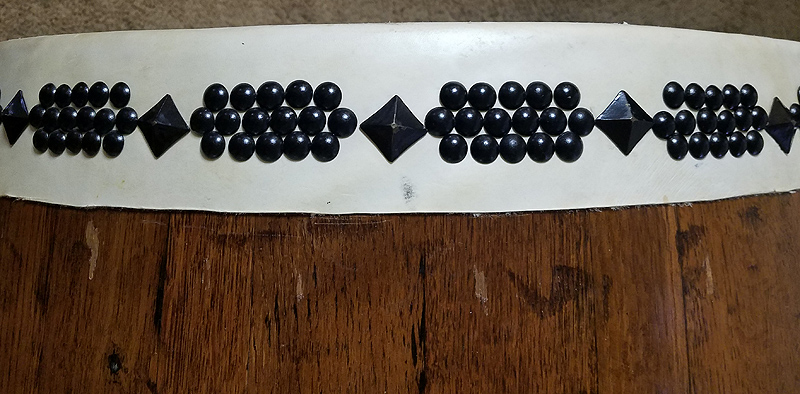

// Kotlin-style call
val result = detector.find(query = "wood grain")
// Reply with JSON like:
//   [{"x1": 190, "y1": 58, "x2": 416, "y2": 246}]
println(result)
[{"x1": 1, "y1": 195, "x2": 799, "y2": 393}]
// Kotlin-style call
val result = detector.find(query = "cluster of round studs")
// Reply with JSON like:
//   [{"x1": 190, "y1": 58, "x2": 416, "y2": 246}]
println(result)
[
  {"x1": 30, "y1": 81, "x2": 134, "y2": 157},
  {"x1": 427, "y1": 81, "x2": 592, "y2": 164},
  {"x1": 192, "y1": 81, "x2": 356, "y2": 162},
  {"x1": 658, "y1": 82, "x2": 764, "y2": 160}
]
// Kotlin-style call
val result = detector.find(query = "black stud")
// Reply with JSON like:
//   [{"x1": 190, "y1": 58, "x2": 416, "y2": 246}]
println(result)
[
  {"x1": 733, "y1": 107, "x2": 753, "y2": 131},
  {"x1": 716, "y1": 109, "x2": 735, "y2": 135},
  {"x1": 439, "y1": 81, "x2": 468, "y2": 110},
  {"x1": 242, "y1": 108, "x2": 270, "y2": 136},
  {"x1": 110, "y1": 82, "x2": 131, "y2": 108},
  {"x1": 327, "y1": 108, "x2": 357, "y2": 138},
  {"x1": 675, "y1": 110, "x2": 696, "y2": 136},
  {"x1": 425, "y1": 107, "x2": 454, "y2": 137},
  {"x1": 568, "y1": 108, "x2": 594, "y2": 136},
  {"x1": 39, "y1": 83, "x2": 56, "y2": 107},
  {"x1": 76, "y1": 107, "x2": 96, "y2": 132},
  {"x1": 2, "y1": 91, "x2": 29, "y2": 146},
  {"x1": 688, "y1": 132, "x2": 710, "y2": 159},
  {"x1": 728, "y1": 131, "x2": 747, "y2": 157},
  {"x1": 82, "y1": 131, "x2": 101, "y2": 157},
  {"x1": 116, "y1": 107, "x2": 138, "y2": 135},
  {"x1": 709, "y1": 132, "x2": 728, "y2": 158},
  {"x1": 215, "y1": 108, "x2": 241, "y2": 136},
  {"x1": 360, "y1": 96, "x2": 426, "y2": 162},
  {"x1": 256, "y1": 81, "x2": 285, "y2": 110},
  {"x1": 200, "y1": 131, "x2": 225, "y2": 159},
  {"x1": 527, "y1": 132, "x2": 554, "y2": 163},
  {"x1": 270, "y1": 106, "x2": 297, "y2": 136},
  {"x1": 652, "y1": 111, "x2": 675, "y2": 139},
  {"x1": 483, "y1": 108, "x2": 511, "y2": 138},
  {"x1": 525, "y1": 81, "x2": 552, "y2": 110},
  {"x1": 228, "y1": 132, "x2": 255, "y2": 161},
  {"x1": 283, "y1": 131, "x2": 311, "y2": 161},
  {"x1": 511, "y1": 107, "x2": 538, "y2": 136},
  {"x1": 684, "y1": 83, "x2": 705, "y2": 110},
  {"x1": 310, "y1": 132, "x2": 340, "y2": 162},
  {"x1": 71, "y1": 82, "x2": 89, "y2": 107},
  {"x1": 666, "y1": 133, "x2": 688, "y2": 160},
  {"x1": 555, "y1": 131, "x2": 583, "y2": 162},
  {"x1": 29, "y1": 104, "x2": 46, "y2": 129},
  {"x1": 203, "y1": 83, "x2": 228, "y2": 112},
  {"x1": 739, "y1": 84, "x2": 758, "y2": 108},
  {"x1": 765, "y1": 97, "x2": 796, "y2": 154},
  {"x1": 43, "y1": 107, "x2": 60, "y2": 132},
  {"x1": 54, "y1": 84, "x2": 72, "y2": 108},
  {"x1": 230, "y1": 83, "x2": 256, "y2": 111},
  {"x1": 722, "y1": 84, "x2": 740, "y2": 109},
  {"x1": 58, "y1": 107, "x2": 78, "y2": 130},
  {"x1": 88, "y1": 81, "x2": 109, "y2": 108},
  {"x1": 297, "y1": 106, "x2": 326, "y2": 136},
  {"x1": 751, "y1": 106, "x2": 768, "y2": 130},
  {"x1": 467, "y1": 82, "x2": 497, "y2": 111},
  {"x1": 285, "y1": 80, "x2": 313, "y2": 109},
  {"x1": 539, "y1": 107, "x2": 567, "y2": 136},
  {"x1": 662, "y1": 81, "x2": 684, "y2": 109},
  {"x1": 704, "y1": 85, "x2": 722, "y2": 111},
  {"x1": 595, "y1": 91, "x2": 653, "y2": 155},
  {"x1": 313, "y1": 82, "x2": 342, "y2": 111},
  {"x1": 255, "y1": 132, "x2": 283, "y2": 162},
  {"x1": 94, "y1": 108, "x2": 116, "y2": 135},
  {"x1": 439, "y1": 134, "x2": 468, "y2": 163},
  {"x1": 48, "y1": 130, "x2": 66, "y2": 155},
  {"x1": 102, "y1": 131, "x2": 124, "y2": 157},
  {"x1": 190, "y1": 107, "x2": 215, "y2": 135},
  {"x1": 746, "y1": 131, "x2": 764, "y2": 156},
  {"x1": 65, "y1": 130, "x2": 82, "y2": 154},
  {"x1": 790, "y1": 104, "x2": 800, "y2": 123},
  {"x1": 498, "y1": 81, "x2": 526, "y2": 110},
  {"x1": 470, "y1": 135, "x2": 499, "y2": 164},
  {"x1": 32, "y1": 129, "x2": 49, "y2": 153},
  {"x1": 696, "y1": 108, "x2": 717, "y2": 134},
  {"x1": 454, "y1": 107, "x2": 483, "y2": 137},
  {"x1": 553, "y1": 82, "x2": 580, "y2": 110},
  {"x1": 137, "y1": 94, "x2": 191, "y2": 158},
  {"x1": 499, "y1": 134, "x2": 526, "y2": 163}
]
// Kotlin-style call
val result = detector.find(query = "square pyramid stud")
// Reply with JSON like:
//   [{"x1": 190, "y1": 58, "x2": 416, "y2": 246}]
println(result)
[
  {"x1": 2, "y1": 90, "x2": 29, "y2": 146},
  {"x1": 360, "y1": 95, "x2": 427, "y2": 162},
  {"x1": 765, "y1": 97, "x2": 796, "y2": 154},
  {"x1": 595, "y1": 91, "x2": 653, "y2": 155},
  {"x1": 137, "y1": 94, "x2": 190, "y2": 158}
]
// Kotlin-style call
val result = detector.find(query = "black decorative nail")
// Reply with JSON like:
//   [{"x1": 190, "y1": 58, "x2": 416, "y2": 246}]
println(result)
[
  {"x1": 553, "y1": 82, "x2": 580, "y2": 110},
  {"x1": 200, "y1": 131, "x2": 225, "y2": 159},
  {"x1": 94, "y1": 108, "x2": 116, "y2": 135},
  {"x1": 595, "y1": 91, "x2": 653, "y2": 155},
  {"x1": 539, "y1": 107, "x2": 567, "y2": 136},
  {"x1": 688, "y1": 132, "x2": 709, "y2": 159},
  {"x1": 242, "y1": 108, "x2": 270, "y2": 136},
  {"x1": 54, "y1": 84, "x2": 71, "y2": 108},
  {"x1": 470, "y1": 134, "x2": 499, "y2": 164},
  {"x1": 228, "y1": 132, "x2": 255, "y2": 161},
  {"x1": 256, "y1": 81, "x2": 285, "y2": 110},
  {"x1": 696, "y1": 108, "x2": 717, "y2": 134},
  {"x1": 102, "y1": 131, "x2": 124, "y2": 157},
  {"x1": 58, "y1": 107, "x2": 78, "y2": 130},
  {"x1": 709, "y1": 132, "x2": 728, "y2": 158},
  {"x1": 483, "y1": 108, "x2": 511, "y2": 138},
  {"x1": 439, "y1": 134, "x2": 468, "y2": 163},
  {"x1": 652, "y1": 111, "x2": 675, "y2": 139},
  {"x1": 283, "y1": 131, "x2": 311, "y2": 161},
  {"x1": 203, "y1": 83, "x2": 229, "y2": 112},
  {"x1": 43, "y1": 107, "x2": 60, "y2": 132},
  {"x1": 2, "y1": 90, "x2": 29, "y2": 146},
  {"x1": 110, "y1": 82, "x2": 131, "y2": 108},
  {"x1": 32, "y1": 129, "x2": 48, "y2": 152},
  {"x1": 663, "y1": 81, "x2": 684, "y2": 109},
  {"x1": 76, "y1": 107, "x2": 96, "y2": 132},
  {"x1": 675, "y1": 110, "x2": 695, "y2": 136},
  {"x1": 789, "y1": 104, "x2": 800, "y2": 123},
  {"x1": 88, "y1": 81, "x2": 109, "y2": 108},
  {"x1": 285, "y1": 80, "x2": 313, "y2": 109},
  {"x1": 739, "y1": 84, "x2": 758, "y2": 108},
  {"x1": 511, "y1": 107, "x2": 538, "y2": 136},
  {"x1": 82, "y1": 131, "x2": 101, "y2": 156},
  {"x1": 327, "y1": 108, "x2": 357, "y2": 138},
  {"x1": 666, "y1": 133, "x2": 688, "y2": 160},
  {"x1": 65, "y1": 130, "x2": 82, "y2": 154},
  {"x1": 359, "y1": 96, "x2": 426, "y2": 162},
  {"x1": 310, "y1": 132, "x2": 340, "y2": 162},
  {"x1": 297, "y1": 106, "x2": 326, "y2": 136},
  {"x1": 190, "y1": 107, "x2": 215, "y2": 135},
  {"x1": 29, "y1": 104, "x2": 46, "y2": 129},
  {"x1": 716, "y1": 109, "x2": 735, "y2": 135},
  {"x1": 425, "y1": 107, "x2": 454, "y2": 137},
  {"x1": 722, "y1": 84, "x2": 740, "y2": 109},
  {"x1": 39, "y1": 83, "x2": 56, "y2": 107},
  {"x1": 255, "y1": 132, "x2": 283, "y2": 162},
  {"x1": 568, "y1": 107, "x2": 594, "y2": 137},
  {"x1": 525, "y1": 81, "x2": 552, "y2": 110},
  {"x1": 728, "y1": 131, "x2": 747, "y2": 157},
  {"x1": 230, "y1": 83, "x2": 256, "y2": 111},
  {"x1": 498, "y1": 81, "x2": 526, "y2": 110},
  {"x1": 751, "y1": 106, "x2": 768, "y2": 130},
  {"x1": 116, "y1": 107, "x2": 138, "y2": 135},
  {"x1": 137, "y1": 94, "x2": 191, "y2": 158},
  {"x1": 439, "y1": 81, "x2": 468, "y2": 110},
  {"x1": 746, "y1": 131, "x2": 763, "y2": 156},
  {"x1": 704, "y1": 85, "x2": 722, "y2": 111},
  {"x1": 71, "y1": 82, "x2": 89, "y2": 107},
  {"x1": 554, "y1": 131, "x2": 583, "y2": 162},
  {"x1": 527, "y1": 132, "x2": 554, "y2": 163},
  {"x1": 684, "y1": 83, "x2": 705, "y2": 110},
  {"x1": 733, "y1": 106, "x2": 753, "y2": 131},
  {"x1": 313, "y1": 82, "x2": 342, "y2": 111},
  {"x1": 454, "y1": 107, "x2": 483, "y2": 137},
  {"x1": 48, "y1": 129, "x2": 66, "y2": 155},
  {"x1": 765, "y1": 97, "x2": 795, "y2": 154},
  {"x1": 270, "y1": 106, "x2": 297, "y2": 136},
  {"x1": 499, "y1": 134, "x2": 526, "y2": 163},
  {"x1": 467, "y1": 82, "x2": 497, "y2": 111},
  {"x1": 215, "y1": 108, "x2": 241, "y2": 136}
]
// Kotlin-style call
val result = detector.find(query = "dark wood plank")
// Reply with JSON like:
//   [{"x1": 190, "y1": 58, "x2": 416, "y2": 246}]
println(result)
[{"x1": 675, "y1": 194, "x2": 800, "y2": 394}]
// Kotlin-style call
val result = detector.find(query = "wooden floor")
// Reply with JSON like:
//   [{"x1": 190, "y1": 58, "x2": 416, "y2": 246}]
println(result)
[{"x1": 1, "y1": 194, "x2": 799, "y2": 393}]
